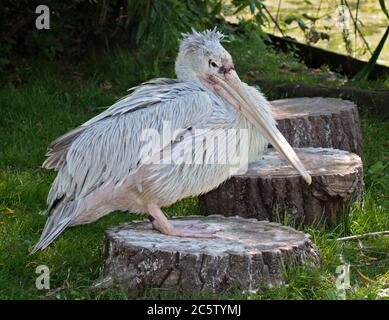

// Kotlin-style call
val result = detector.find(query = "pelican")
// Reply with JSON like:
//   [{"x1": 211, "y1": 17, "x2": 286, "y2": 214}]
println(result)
[{"x1": 32, "y1": 29, "x2": 311, "y2": 253}]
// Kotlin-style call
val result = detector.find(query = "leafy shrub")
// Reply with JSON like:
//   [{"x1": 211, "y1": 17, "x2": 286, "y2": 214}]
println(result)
[{"x1": 0, "y1": 0, "x2": 266, "y2": 79}]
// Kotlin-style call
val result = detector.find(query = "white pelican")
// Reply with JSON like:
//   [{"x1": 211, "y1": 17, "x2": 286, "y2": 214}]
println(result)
[{"x1": 32, "y1": 29, "x2": 311, "y2": 253}]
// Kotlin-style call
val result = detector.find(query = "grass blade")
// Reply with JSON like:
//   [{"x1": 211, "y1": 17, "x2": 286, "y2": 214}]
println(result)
[{"x1": 352, "y1": 25, "x2": 389, "y2": 81}]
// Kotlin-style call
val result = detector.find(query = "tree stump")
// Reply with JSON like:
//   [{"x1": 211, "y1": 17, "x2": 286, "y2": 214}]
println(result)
[
  {"x1": 271, "y1": 97, "x2": 363, "y2": 155},
  {"x1": 200, "y1": 148, "x2": 363, "y2": 226},
  {"x1": 96, "y1": 215, "x2": 321, "y2": 298}
]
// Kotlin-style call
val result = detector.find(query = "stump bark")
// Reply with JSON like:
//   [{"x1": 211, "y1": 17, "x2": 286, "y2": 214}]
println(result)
[
  {"x1": 200, "y1": 148, "x2": 363, "y2": 226},
  {"x1": 97, "y1": 215, "x2": 321, "y2": 298},
  {"x1": 271, "y1": 97, "x2": 363, "y2": 155}
]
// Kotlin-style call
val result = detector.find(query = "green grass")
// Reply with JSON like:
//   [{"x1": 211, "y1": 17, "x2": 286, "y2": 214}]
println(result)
[{"x1": 0, "y1": 42, "x2": 388, "y2": 300}]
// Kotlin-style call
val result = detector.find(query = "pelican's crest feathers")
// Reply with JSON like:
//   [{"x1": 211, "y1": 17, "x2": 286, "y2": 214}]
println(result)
[{"x1": 179, "y1": 28, "x2": 225, "y2": 54}]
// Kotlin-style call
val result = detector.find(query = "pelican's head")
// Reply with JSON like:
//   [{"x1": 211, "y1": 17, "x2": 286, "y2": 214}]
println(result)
[
  {"x1": 175, "y1": 28, "x2": 311, "y2": 184},
  {"x1": 175, "y1": 28, "x2": 234, "y2": 84}
]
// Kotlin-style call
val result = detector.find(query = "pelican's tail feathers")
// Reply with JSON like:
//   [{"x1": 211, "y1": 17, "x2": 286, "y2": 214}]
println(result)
[{"x1": 31, "y1": 200, "x2": 77, "y2": 254}]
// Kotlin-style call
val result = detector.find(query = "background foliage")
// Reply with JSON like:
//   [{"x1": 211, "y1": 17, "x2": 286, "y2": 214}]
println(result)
[{"x1": 0, "y1": 0, "x2": 266, "y2": 78}]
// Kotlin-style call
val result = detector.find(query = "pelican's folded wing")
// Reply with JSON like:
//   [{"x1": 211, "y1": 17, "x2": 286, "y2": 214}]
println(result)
[{"x1": 44, "y1": 79, "x2": 215, "y2": 209}]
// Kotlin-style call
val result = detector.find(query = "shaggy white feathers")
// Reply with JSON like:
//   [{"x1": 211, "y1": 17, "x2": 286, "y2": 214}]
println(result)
[
  {"x1": 33, "y1": 28, "x2": 273, "y2": 253},
  {"x1": 175, "y1": 29, "x2": 230, "y2": 83},
  {"x1": 179, "y1": 28, "x2": 225, "y2": 55},
  {"x1": 47, "y1": 82, "x2": 215, "y2": 209}
]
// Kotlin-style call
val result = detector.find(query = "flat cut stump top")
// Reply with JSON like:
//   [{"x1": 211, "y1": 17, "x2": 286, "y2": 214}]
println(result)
[
  {"x1": 98, "y1": 215, "x2": 320, "y2": 298},
  {"x1": 201, "y1": 148, "x2": 363, "y2": 225},
  {"x1": 247, "y1": 147, "x2": 361, "y2": 177},
  {"x1": 272, "y1": 97, "x2": 355, "y2": 119}
]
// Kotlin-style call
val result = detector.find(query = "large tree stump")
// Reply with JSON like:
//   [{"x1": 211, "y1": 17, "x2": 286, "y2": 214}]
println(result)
[
  {"x1": 200, "y1": 148, "x2": 363, "y2": 226},
  {"x1": 96, "y1": 215, "x2": 320, "y2": 298},
  {"x1": 271, "y1": 97, "x2": 363, "y2": 155}
]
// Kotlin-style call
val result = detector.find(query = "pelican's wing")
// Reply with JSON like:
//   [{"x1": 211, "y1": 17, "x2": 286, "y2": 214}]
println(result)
[
  {"x1": 45, "y1": 79, "x2": 215, "y2": 209},
  {"x1": 82, "y1": 78, "x2": 182, "y2": 125}
]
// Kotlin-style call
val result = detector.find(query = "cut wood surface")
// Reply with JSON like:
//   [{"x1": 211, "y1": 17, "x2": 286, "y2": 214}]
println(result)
[
  {"x1": 97, "y1": 215, "x2": 321, "y2": 298},
  {"x1": 200, "y1": 148, "x2": 363, "y2": 226},
  {"x1": 271, "y1": 97, "x2": 363, "y2": 155}
]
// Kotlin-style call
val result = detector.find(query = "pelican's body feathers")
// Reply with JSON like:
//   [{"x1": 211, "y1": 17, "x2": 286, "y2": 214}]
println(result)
[
  {"x1": 33, "y1": 79, "x2": 272, "y2": 252},
  {"x1": 32, "y1": 28, "x2": 305, "y2": 253}
]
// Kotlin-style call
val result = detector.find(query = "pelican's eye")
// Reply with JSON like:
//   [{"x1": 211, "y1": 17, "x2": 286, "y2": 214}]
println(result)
[{"x1": 209, "y1": 60, "x2": 218, "y2": 68}]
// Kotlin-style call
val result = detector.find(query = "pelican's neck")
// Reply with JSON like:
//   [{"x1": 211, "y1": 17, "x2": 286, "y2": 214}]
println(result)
[
  {"x1": 175, "y1": 68, "x2": 202, "y2": 85},
  {"x1": 175, "y1": 54, "x2": 203, "y2": 85}
]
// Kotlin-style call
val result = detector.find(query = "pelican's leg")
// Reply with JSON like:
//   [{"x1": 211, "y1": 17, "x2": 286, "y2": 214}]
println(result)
[{"x1": 147, "y1": 204, "x2": 217, "y2": 238}]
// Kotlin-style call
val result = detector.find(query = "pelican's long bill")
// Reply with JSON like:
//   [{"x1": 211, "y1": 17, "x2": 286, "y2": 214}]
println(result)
[{"x1": 208, "y1": 70, "x2": 312, "y2": 185}]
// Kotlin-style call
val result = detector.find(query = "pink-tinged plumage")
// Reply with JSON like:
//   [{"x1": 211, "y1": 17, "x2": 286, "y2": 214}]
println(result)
[{"x1": 32, "y1": 29, "x2": 309, "y2": 253}]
